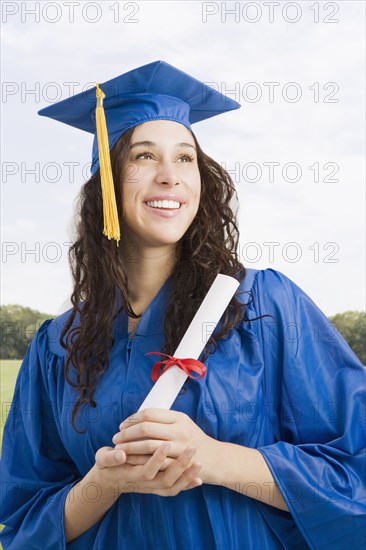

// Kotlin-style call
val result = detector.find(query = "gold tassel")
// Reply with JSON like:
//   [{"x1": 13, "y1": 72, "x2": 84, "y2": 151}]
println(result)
[{"x1": 95, "y1": 83, "x2": 120, "y2": 245}]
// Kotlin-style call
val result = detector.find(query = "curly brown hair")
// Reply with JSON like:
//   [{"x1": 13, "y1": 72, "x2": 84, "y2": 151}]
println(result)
[{"x1": 60, "y1": 127, "x2": 247, "y2": 431}]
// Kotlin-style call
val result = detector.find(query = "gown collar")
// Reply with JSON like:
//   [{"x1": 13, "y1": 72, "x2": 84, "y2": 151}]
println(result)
[{"x1": 115, "y1": 276, "x2": 171, "y2": 340}]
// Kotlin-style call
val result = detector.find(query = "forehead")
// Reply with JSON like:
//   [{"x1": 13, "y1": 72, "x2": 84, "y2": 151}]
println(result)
[{"x1": 132, "y1": 120, "x2": 194, "y2": 144}]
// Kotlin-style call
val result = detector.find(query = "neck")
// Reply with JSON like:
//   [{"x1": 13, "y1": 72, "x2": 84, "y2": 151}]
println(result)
[{"x1": 120, "y1": 240, "x2": 177, "y2": 308}]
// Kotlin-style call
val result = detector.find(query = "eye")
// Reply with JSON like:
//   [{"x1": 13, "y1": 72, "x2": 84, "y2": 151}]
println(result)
[
  {"x1": 135, "y1": 151, "x2": 154, "y2": 160},
  {"x1": 177, "y1": 153, "x2": 195, "y2": 163}
]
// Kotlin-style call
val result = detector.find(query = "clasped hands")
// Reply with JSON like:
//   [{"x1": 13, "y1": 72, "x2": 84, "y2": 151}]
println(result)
[{"x1": 95, "y1": 408, "x2": 217, "y2": 497}]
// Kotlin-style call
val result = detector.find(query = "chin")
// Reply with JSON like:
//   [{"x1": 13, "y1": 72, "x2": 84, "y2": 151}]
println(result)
[
  {"x1": 143, "y1": 228, "x2": 188, "y2": 246},
  {"x1": 147, "y1": 236, "x2": 183, "y2": 247}
]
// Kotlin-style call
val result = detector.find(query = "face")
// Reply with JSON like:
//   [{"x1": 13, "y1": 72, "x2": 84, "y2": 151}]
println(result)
[{"x1": 121, "y1": 120, "x2": 201, "y2": 250}]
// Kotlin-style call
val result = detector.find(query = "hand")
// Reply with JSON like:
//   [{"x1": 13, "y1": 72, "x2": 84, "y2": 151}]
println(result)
[
  {"x1": 112, "y1": 409, "x2": 218, "y2": 484},
  {"x1": 94, "y1": 443, "x2": 203, "y2": 497}
]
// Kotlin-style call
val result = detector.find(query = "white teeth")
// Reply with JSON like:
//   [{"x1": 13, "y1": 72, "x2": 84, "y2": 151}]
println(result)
[{"x1": 146, "y1": 200, "x2": 181, "y2": 209}]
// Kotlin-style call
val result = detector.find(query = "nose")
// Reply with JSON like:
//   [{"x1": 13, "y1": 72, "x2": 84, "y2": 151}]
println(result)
[{"x1": 155, "y1": 161, "x2": 180, "y2": 187}]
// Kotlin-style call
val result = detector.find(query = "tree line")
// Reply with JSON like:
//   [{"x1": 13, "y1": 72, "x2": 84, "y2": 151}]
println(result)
[{"x1": 0, "y1": 304, "x2": 365, "y2": 365}]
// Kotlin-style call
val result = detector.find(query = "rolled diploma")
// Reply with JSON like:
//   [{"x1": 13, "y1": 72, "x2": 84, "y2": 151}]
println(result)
[{"x1": 138, "y1": 273, "x2": 239, "y2": 411}]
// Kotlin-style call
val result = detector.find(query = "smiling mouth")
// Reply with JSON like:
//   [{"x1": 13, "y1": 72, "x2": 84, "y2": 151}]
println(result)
[{"x1": 145, "y1": 200, "x2": 182, "y2": 210}]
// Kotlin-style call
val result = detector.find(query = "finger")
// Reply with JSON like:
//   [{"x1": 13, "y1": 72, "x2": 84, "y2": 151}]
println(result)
[
  {"x1": 168, "y1": 464, "x2": 203, "y2": 493},
  {"x1": 125, "y1": 454, "x2": 174, "y2": 470},
  {"x1": 114, "y1": 440, "x2": 169, "y2": 456},
  {"x1": 119, "y1": 409, "x2": 184, "y2": 430},
  {"x1": 157, "y1": 458, "x2": 174, "y2": 471},
  {"x1": 141, "y1": 443, "x2": 172, "y2": 481},
  {"x1": 125, "y1": 454, "x2": 152, "y2": 466},
  {"x1": 159, "y1": 447, "x2": 198, "y2": 488},
  {"x1": 113, "y1": 422, "x2": 170, "y2": 445},
  {"x1": 155, "y1": 463, "x2": 202, "y2": 497},
  {"x1": 95, "y1": 446, "x2": 127, "y2": 469},
  {"x1": 183, "y1": 477, "x2": 203, "y2": 491}
]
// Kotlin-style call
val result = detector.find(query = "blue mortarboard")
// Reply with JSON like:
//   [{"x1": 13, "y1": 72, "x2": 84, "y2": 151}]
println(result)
[{"x1": 38, "y1": 60, "x2": 241, "y2": 244}]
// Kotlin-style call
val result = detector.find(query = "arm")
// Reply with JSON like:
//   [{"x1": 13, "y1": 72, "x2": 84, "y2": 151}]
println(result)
[
  {"x1": 204, "y1": 441, "x2": 288, "y2": 511},
  {"x1": 64, "y1": 463, "x2": 119, "y2": 544},
  {"x1": 252, "y1": 269, "x2": 366, "y2": 548},
  {"x1": 0, "y1": 320, "x2": 81, "y2": 550}
]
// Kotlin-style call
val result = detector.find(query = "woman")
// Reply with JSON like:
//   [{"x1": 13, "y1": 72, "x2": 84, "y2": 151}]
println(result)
[{"x1": 1, "y1": 61, "x2": 365, "y2": 549}]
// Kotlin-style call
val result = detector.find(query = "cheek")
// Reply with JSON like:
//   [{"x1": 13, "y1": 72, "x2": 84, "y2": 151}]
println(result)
[
  {"x1": 193, "y1": 176, "x2": 202, "y2": 205},
  {"x1": 121, "y1": 175, "x2": 144, "y2": 216},
  {"x1": 121, "y1": 189, "x2": 139, "y2": 221},
  {"x1": 186, "y1": 165, "x2": 201, "y2": 191},
  {"x1": 121, "y1": 162, "x2": 144, "y2": 194}
]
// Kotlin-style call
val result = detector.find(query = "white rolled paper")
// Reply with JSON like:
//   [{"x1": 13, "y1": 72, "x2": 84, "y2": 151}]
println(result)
[{"x1": 138, "y1": 273, "x2": 240, "y2": 411}]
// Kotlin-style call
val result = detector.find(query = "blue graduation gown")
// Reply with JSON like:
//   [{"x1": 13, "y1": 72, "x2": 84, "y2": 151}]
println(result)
[{"x1": 1, "y1": 268, "x2": 365, "y2": 549}]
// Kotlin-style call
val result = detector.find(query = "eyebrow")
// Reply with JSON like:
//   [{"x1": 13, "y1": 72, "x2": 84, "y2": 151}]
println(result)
[{"x1": 129, "y1": 140, "x2": 196, "y2": 150}]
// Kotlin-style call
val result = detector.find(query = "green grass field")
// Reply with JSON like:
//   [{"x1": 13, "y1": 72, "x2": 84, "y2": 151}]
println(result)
[
  {"x1": 0, "y1": 360, "x2": 21, "y2": 546},
  {"x1": 0, "y1": 360, "x2": 22, "y2": 451}
]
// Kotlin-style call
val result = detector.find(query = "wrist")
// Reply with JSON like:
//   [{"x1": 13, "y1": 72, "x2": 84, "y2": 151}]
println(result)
[
  {"x1": 201, "y1": 438, "x2": 228, "y2": 485},
  {"x1": 64, "y1": 464, "x2": 121, "y2": 544},
  {"x1": 89, "y1": 463, "x2": 123, "y2": 500}
]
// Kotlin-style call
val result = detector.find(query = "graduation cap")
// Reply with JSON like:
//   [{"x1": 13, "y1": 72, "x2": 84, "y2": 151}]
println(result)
[{"x1": 38, "y1": 60, "x2": 241, "y2": 245}]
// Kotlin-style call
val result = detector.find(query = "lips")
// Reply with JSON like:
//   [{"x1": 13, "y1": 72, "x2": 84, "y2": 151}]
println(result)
[{"x1": 142, "y1": 201, "x2": 183, "y2": 219}]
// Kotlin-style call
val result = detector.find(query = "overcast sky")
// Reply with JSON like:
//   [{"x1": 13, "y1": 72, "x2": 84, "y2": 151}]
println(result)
[{"x1": 1, "y1": 0, "x2": 365, "y2": 317}]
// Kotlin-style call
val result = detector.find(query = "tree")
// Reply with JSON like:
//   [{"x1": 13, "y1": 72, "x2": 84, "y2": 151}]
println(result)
[
  {"x1": 329, "y1": 311, "x2": 366, "y2": 365},
  {"x1": 0, "y1": 305, "x2": 54, "y2": 360},
  {"x1": 1, "y1": 305, "x2": 365, "y2": 365}
]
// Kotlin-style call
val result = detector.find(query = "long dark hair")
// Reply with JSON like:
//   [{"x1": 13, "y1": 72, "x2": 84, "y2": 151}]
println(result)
[{"x1": 60, "y1": 127, "x2": 247, "y2": 431}]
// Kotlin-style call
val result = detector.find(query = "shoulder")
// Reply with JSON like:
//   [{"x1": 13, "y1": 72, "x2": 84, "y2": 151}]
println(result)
[
  {"x1": 237, "y1": 267, "x2": 306, "y2": 305},
  {"x1": 236, "y1": 268, "x2": 328, "y2": 331},
  {"x1": 46, "y1": 305, "x2": 82, "y2": 358}
]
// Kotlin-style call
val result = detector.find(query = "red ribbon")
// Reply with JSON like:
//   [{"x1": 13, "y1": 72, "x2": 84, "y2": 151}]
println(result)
[{"x1": 146, "y1": 352, "x2": 207, "y2": 382}]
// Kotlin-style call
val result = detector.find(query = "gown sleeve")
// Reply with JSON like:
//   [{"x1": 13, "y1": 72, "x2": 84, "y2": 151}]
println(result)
[
  {"x1": 249, "y1": 269, "x2": 366, "y2": 549},
  {"x1": 0, "y1": 319, "x2": 81, "y2": 550}
]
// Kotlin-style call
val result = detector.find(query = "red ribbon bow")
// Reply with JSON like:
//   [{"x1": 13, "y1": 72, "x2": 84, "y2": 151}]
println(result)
[{"x1": 146, "y1": 352, "x2": 207, "y2": 382}]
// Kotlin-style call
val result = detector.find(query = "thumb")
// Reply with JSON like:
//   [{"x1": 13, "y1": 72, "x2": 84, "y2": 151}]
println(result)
[{"x1": 95, "y1": 446, "x2": 127, "y2": 469}]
